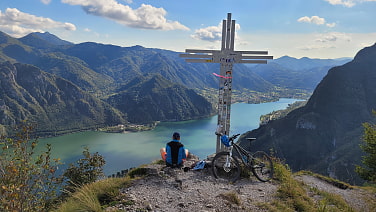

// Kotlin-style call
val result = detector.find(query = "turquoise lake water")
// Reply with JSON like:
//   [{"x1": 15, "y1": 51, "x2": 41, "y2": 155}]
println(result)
[{"x1": 40, "y1": 98, "x2": 300, "y2": 175}]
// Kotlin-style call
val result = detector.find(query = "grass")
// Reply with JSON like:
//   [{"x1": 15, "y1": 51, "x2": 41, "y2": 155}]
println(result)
[
  {"x1": 218, "y1": 191, "x2": 241, "y2": 206},
  {"x1": 54, "y1": 164, "x2": 152, "y2": 212},
  {"x1": 313, "y1": 188, "x2": 355, "y2": 212},
  {"x1": 53, "y1": 177, "x2": 131, "y2": 212},
  {"x1": 296, "y1": 170, "x2": 352, "y2": 189},
  {"x1": 127, "y1": 167, "x2": 150, "y2": 178},
  {"x1": 258, "y1": 161, "x2": 356, "y2": 212}
]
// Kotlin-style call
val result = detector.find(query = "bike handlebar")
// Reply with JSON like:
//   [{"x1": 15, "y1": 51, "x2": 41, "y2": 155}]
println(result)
[{"x1": 229, "y1": 134, "x2": 240, "y2": 141}]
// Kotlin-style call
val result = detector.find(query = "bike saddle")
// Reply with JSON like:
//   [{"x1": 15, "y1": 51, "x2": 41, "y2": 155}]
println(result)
[{"x1": 246, "y1": 138, "x2": 257, "y2": 141}]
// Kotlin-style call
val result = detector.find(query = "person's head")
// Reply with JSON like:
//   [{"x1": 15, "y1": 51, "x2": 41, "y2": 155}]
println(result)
[{"x1": 172, "y1": 132, "x2": 180, "y2": 140}]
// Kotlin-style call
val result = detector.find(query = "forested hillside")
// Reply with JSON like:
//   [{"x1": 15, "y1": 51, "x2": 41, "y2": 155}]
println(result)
[{"x1": 0, "y1": 62, "x2": 125, "y2": 136}]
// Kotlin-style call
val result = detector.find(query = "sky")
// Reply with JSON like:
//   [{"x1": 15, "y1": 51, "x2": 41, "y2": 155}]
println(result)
[{"x1": 0, "y1": 0, "x2": 375, "y2": 59}]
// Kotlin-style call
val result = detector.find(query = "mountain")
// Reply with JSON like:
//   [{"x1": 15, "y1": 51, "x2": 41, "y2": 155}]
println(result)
[
  {"x1": 19, "y1": 32, "x2": 73, "y2": 48},
  {"x1": 273, "y1": 56, "x2": 351, "y2": 71},
  {"x1": 106, "y1": 74, "x2": 214, "y2": 123},
  {"x1": 0, "y1": 31, "x2": 36, "y2": 64},
  {"x1": 1, "y1": 31, "x2": 275, "y2": 93},
  {"x1": 0, "y1": 62, "x2": 125, "y2": 136},
  {"x1": 249, "y1": 56, "x2": 351, "y2": 91},
  {"x1": 239, "y1": 43, "x2": 376, "y2": 184}
]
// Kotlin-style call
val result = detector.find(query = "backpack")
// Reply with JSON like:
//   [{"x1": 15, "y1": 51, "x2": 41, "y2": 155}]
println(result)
[{"x1": 166, "y1": 141, "x2": 184, "y2": 168}]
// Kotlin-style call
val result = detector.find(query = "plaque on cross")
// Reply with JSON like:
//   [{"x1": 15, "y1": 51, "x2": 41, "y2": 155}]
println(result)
[{"x1": 180, "y1": 13, "x2": 273, "y2": 152}]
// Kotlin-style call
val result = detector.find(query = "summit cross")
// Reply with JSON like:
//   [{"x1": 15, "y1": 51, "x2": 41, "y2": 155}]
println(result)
[{"x1": 180, "y1": 13, "x2": 273, "y2": 152}]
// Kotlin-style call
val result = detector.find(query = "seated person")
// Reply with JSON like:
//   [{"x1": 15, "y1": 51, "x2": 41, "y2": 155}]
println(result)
[{"x1": 160, "y1": 132, "x2": 189, "y2": 168}]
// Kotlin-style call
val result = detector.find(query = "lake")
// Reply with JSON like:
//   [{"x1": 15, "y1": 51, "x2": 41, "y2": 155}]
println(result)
[{"x1": 40, "y1": 98, "x2": 300, "y2": 175}]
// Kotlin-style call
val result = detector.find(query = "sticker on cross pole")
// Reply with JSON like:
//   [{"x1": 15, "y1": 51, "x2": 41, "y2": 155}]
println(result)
[{"x1": 213, "y1": 73, "x2": 232, "y2": 78}]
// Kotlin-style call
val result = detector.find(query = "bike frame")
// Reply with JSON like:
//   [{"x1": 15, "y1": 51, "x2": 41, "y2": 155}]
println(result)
[{"x1": 225, "y1": 140, "x2": 252, "y2": 168}]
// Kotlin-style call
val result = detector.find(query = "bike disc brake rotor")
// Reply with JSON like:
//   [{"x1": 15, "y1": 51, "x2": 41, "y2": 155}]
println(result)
[{"x1": 223, "y1": 160, "x2": 232, "y2": 172}]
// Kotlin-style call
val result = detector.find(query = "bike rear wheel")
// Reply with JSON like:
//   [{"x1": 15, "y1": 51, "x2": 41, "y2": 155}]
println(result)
[
  {"x1": 212, "y1": 151, "x2": 241, "y2": 183},
  {"x1": 251, "y1": 151, "x2": 274, "y2": 182}
]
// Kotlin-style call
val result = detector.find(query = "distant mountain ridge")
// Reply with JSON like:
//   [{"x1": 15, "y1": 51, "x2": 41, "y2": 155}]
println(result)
[
  {"x1": 273, "y1": 56, "x2": 351, "y2": 71},
  {"x1": 240, "y1": 43, "x2": 376, "y2": 184},
  {"x1": 249, "y1": 56, "x2": 351, "y2": 91},
  {"x1": 0, "y1": 30, "x2": 355, "y2": 135}
]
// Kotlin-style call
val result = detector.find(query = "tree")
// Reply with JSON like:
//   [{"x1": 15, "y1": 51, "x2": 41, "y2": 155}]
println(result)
[
  {"x1": 0, "y1": 122, "x2": 62, "y2": 211},
  {"x1": 356, "y1": 111, "x2": 376, "y2": 183}
]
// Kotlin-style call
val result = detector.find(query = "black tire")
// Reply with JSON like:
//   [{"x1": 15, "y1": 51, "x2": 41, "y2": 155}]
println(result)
[
  {"x1": 251, "y1": 151, "x2": 274, "y2": 182},
  {"x1": 212, "y1": 151, "x2": 241, "y2": 183}
]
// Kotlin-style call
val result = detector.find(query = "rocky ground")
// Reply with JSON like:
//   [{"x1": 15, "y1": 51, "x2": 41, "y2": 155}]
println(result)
[{"x1": 104, "y1": 156, "x2": 375, "y2": 212}]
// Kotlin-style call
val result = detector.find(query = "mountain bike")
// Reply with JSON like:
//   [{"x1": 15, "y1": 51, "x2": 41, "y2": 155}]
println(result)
[{"x1": 211, "y1": 134, "x2": 274, "y2": 183}]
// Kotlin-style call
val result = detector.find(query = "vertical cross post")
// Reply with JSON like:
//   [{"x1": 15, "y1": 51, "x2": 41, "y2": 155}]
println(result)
[{"x1": 180, "y1": 13, "x2": 273, "y2": 152}]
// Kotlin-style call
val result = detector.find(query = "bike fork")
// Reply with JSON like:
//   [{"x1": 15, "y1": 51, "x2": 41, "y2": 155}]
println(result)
[{"x1": 224, "y1": 146, "x2": 233, "y2": 169}]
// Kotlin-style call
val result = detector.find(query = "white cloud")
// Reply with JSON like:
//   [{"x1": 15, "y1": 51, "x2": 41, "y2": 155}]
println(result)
[
  {"x1": 298, "y1": 16, "x2": 325, "y2": 25},
  {"x1": 325, "y1": 0, "x2": 376, "y2": 7},
  {"x1": 326, "y1": 22, "x2": 336, "y2": 28},
  {"x1": 62, "y1": 0, "x2": 189, "y2": 31},
  {"x1": 41, "y1": 0, "x2": 52, "y2": 5},
  {"x1": 0, "y1": 8, "x2": 76, "y2": 37},
  {"x1": 297, "y1": 16, "x2": 336, "y2": 28},
  {"x1": 297, "y1": 32, "x2": 352, "y2": 55},
  {"x1": 191, "y1": 22, "x2": 241, "y2": 42},
  {"x1": 191, "y1": 24, "x2": 222, "y2": 42}
]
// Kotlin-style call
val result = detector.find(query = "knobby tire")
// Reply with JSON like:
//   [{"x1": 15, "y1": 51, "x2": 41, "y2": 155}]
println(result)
[
  {"x1": 251, "y1": 151, "x2": 274, "y2": 182},
  {"x1": 212, "y1": 151, "x2": 241, "y2": 183}
]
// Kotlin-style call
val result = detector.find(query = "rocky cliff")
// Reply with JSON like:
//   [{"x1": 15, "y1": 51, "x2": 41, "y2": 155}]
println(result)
[{"x1": 240, "y1": 43, "x2": 376, "y2": 184}]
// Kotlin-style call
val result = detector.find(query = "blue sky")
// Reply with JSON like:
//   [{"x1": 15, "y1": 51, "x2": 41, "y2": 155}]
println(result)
[{"x1": 0, "y1": 0, "x2": 375, "y2": 58}]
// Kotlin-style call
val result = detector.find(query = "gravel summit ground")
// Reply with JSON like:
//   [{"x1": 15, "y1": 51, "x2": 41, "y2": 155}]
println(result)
[{"x1": 104, "y1": 156, "x2": 376, "y2": 212}]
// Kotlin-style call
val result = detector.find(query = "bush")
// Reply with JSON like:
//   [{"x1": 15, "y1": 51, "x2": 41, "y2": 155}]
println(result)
[
  {"x1": 0, "y1": 123, "x2": 62, "y2": 212},
  {"x1": 62, "y1": 147, "x2": 106, "y2": 193}
]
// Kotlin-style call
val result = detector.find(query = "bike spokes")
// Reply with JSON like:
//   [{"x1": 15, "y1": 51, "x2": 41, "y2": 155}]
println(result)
[
  {"x1": 212, "y1": 152, "x2": 241, "y2": 182},
  {"x1": 251, "y1": 151, "x2": 274, "y2": 182}
]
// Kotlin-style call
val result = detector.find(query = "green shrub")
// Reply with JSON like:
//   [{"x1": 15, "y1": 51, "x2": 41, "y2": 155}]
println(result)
[
  {"x1": 62, "y1": 147, "x2": 106, "y2": 193},
  {"x1": 128, "y1": 167, "x2": 149, "y2": 178}
]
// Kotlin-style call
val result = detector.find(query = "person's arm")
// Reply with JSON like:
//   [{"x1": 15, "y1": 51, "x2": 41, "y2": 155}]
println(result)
[
  {"x1": 166, "y1": 144, "x2": 172, "y2": 164},
  {"x1": 179, "y1": 146, "x2": 187, "y2": 163}
]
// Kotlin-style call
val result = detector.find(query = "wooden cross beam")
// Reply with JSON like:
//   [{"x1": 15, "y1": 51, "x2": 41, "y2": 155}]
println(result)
[{"x1": 180, "y1": 13, "x2": 273, "y2": 152}]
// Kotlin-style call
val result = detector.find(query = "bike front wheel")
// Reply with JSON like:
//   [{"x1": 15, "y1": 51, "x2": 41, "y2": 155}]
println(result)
[
  {"x1": 212, "y1": 151, "x2": 241, "y2": 183},
  {"x1": 251, "y1": 151, "x2": 274, "y2": 182}
]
